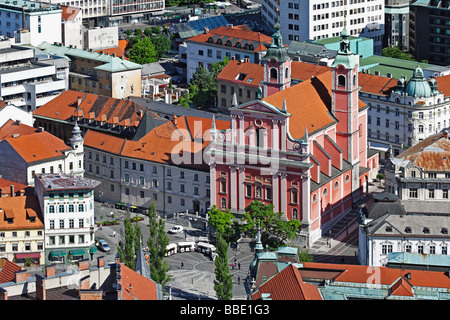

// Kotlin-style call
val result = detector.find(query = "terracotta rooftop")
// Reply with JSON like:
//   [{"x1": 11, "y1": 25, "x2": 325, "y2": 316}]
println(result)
[
  {"x1": 217, "y1": 59, "x2": 264, "y2": 87},
  {"x1": 120, "y1": 264, "x2": 159, "y2": 300},
  {"x1": 0, "y1": 195, "x2": 44, "y2": 230},
  {"x1": 84, "y1": 115, "x2": 230, "y2": 170},
  {"x1": 0, "y1": 259, "x2": 30, "y2": 284},
  {"x1": 33, "y1": 90, "x2": 146, "y2": 128},
  {"x1": 394, "y1": 131, "x2": 450, "y2": 171},
  {"x1": 187, "y1": 25, "x2": 272, "y2": 52},
  {"x1": 252, "y1": 264, "x2": 322, "y2": 300},
  {"x1": 60, "y1": 5, "x2": 80, "y2": 21},
  {"x1": 0, "y1": 119, "x2": 41, "y2": 141},
  {"x1": 0, "y1": 178, "x2": 30, "y2": 197},
  {"x1": 3, "y1": 130, "x2": 71, "y2": 164}
]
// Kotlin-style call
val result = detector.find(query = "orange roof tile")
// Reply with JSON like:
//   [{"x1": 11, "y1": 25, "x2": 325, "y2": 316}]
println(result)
[
  {"x1": 435, "y1": 74, "x2": 450, "y2": 97},
  {"x1": 84, "y1": 116, "x2": 230, "y2": 170},
  {"x1": 188, "y1": 25, "x2": 272, "y2": 52},
  {"x1": 0, "y1": 178, "x2": 29, "y2": 196},
  {"x1": 33, "y1": 90, "x2": 146, "y2": 129},
  {"x1": 217, "y1": 59, "x2": 264, "y2": 87},
  {"x1": 0, "y1": 259, "x2": 29, "y2": 284},
  {"x1": 5, "y1": 131, "x2": 71, "y2": 164},
  {"x1": 119, "y1": 263, "x2": 158, "y2": 300},
  {"x1": 60, "y1": 5, "x2": 80, "y2": 21},
  {"x1": 291, "y1": 61, "x2": 331, "y2": 81},
  {"x1": 0, "y1": 195, "x2": 44, "y2": 230},
  {"x1": 394, "y1": 132, "x2": 450, "y2": 171},
  {"x1": 0, "y1": 119, "x2": 41, "y2": 141},
  {"x1": 252, "y1": 264, "x2": 322, "y2": 300},
  {"x1": 95, "y1": 46, "x2": 127, "y2": 60},
  {"x1": 302, "y1": 262, "x2": 450, "y2": 290},
  {"x1": 263, "y1": 71, "x2": 337, "y2": 139},
  {"x1": 358, "y1": 72, "x2": 397, "y2": 96},
  {"x1": 118, "y1": 39, "x2": 128, "y2": 52}
]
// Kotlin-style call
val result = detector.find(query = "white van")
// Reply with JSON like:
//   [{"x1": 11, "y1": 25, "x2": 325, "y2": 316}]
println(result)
[
  {"x1": 177, "y1": 241, "x2": 195, "y2": 253},
  {"x1": 196, "y1": 242, "x2": 216, "y2": 260}
]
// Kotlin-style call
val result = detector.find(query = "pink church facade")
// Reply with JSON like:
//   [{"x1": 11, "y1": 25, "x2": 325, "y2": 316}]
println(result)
[{"x1": 207, "y1": 24, "x2": 379, "y2": 245}]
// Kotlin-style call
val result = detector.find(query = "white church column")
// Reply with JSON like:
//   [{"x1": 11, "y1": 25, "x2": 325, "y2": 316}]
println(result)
[
  {"x1": 238, "y1": 167, "x2": 245, "y2": 212},
  {"x1": 230, "y1": 166, "x2": 237, "y2": 210},
  {"x1": 210, "y1": 164, "x2": 216, "y2": 206}
]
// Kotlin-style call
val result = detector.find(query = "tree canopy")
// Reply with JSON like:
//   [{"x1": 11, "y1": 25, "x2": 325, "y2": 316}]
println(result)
[
  {"x1": 241, "y1": 200, "x2": 301, "y2": 250},
  {"x1": 381, "y1": 46, "x2": 415, "y2": 61},
  {"x1": 127, "y1": 37, "x2": 158, "y2": 64}
]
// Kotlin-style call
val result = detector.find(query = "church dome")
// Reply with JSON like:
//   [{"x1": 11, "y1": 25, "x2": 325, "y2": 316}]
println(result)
[{"x1": 405, "y1": 65, "x2": 432, "y2": 98}]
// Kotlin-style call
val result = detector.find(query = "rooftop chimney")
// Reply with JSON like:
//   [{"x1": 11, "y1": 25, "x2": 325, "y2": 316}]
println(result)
[{"x1": 10, "y1": 185, "x2": 14, "y2": 197}]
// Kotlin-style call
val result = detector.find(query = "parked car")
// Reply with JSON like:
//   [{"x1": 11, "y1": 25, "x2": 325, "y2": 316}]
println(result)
[
  {"x1": 168, "y1": 225, "x2": 184, "y2": 234},
  {"x1": 96, "y1": 239, "x2": 111, "y2": 252}
]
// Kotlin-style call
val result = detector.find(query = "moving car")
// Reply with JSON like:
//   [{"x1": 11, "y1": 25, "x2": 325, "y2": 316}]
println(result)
[
  {"x1": 96, "y1": 239, "x2": 111, "y2": 252},
  {"x1": 168, "y1": 225, "x2": 184, "y2": 234}
]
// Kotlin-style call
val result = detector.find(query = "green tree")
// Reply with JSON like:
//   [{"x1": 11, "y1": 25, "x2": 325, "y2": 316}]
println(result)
[
  {"x1": 242, "y1": 201, "x2": 301, "y2": 250},
  {"x1": 188, "y1": 57, "x2": 229, "y2": 109},
  {"x1": 149, "y1": 34, "x2": 171, "y2": 60},
  {"x1": 151, "y1": 26, "x2": 161, "y2": 35},
  {"x1": 127, "y1": 37, "x2": 158, "y2": 64},
  {"x1": 381, "y1": 46, "x2": 415, "y2": 61},
  {"x1": 117, "y1": 218, "x2": 137, "y2": 270},
  {"x1": 213, "y1": 232, "x2": 233, "y2": 300},
  {"x1": 207, "y1": 205, "x2": 237, "y2": 241},
  {"x1": 144, "y1": 27, "x2": 153, "y2": 37},
  {"x1": 146, "y1": 201, "x2": 172, "y2": 294},
  {"x1": 298, "y1": 248, "x2": 313, "y2": 262}
]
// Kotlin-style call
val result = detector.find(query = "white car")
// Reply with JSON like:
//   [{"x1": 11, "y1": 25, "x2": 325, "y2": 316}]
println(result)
[
  {"x1": 168, "y1": 225, "x2": 184, "y2": 234},
  {"x1": 96, "y1": 239, "x2": 111, "y2": 252}
]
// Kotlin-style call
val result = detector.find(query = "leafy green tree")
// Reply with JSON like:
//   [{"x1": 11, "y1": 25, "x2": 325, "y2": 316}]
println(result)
[
  {"x1": 117, "y1": 218, "x2": 137, "y2": 270},
  {"x1": 151, "y1": 26, "x2": 161, "y2": 35},
  {"x1": 213, "y1": 232, "x2": 233, "y2": 300},
  {"x1": 127, "y1": 37, "x2": 158, "y2": 64},
  {"x1": 298, "y1": 248, "x2": 313, "y2": 262},
  {"x1": 381, "y1": 46, "x2": 415, "y2": 61},
  {"x1": 207, "y1": 205, "x2": 237, "y2": 241},
  {"x1": 144, "y1": 27, "x2": 153, "y2": 37},
  {"x1": 242, "y1": 200, "x2": 301, "y2": 250},
  {"x1": 146, "y1": 201, "x2": 172, "y2": 294},
  {"x1": 149, "y1": 34, "x2": 171, "y2": 60}
]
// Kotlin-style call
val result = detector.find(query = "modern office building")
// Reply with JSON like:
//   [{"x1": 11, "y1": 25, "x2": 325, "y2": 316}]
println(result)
[
  {"x1": 260, "y1": 0, "x2": 385, "y2": 54},
  {"x1": 409, "y1": 0, "x2": 450, "y2": 66},
  {"x1": 0, "y1": 0, "x2": 62, "y2": 46},
  {"x1": 0, "y1": 37, "x2": 67, "y2": 111},
  {"x1": 384, "y1": 0, "x2": 410, "y2": 50}
]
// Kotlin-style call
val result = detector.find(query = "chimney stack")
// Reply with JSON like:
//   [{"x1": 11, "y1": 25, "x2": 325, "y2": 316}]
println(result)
[
  {"x1": 10, "y1": 185, "x2": 14, "y2": 197},
  {"x1": 35, "y1": 275, "x2": 46, "y2": 300}
]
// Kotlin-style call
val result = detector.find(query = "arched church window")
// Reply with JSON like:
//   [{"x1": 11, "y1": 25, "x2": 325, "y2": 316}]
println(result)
[
  {"x1": 270, "y1": 68, "x2": 278, "y2": 80},
  {"x1": 293, "y1": 208, "x2": 298, "y2": 220},
  {"x1": 221, "y1": 198, "x2": 227, "y2": 209},
  {"x1": 338, "y1": 75, "x2": 346, "y2": 86},
  {"x1": 353, "y1": 74, "x2": 357, "y2": 86},
  {"x1": 285, "y1": 67, "x2": 289, "y2": 78}
]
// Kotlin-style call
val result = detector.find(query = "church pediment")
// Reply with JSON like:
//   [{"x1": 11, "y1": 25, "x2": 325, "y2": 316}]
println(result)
[{"x1": 230, "y1": 100, "x2": 289, "y2": 117}]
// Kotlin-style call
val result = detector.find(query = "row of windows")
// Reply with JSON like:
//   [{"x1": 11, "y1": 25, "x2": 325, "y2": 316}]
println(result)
[
  {"x1": 0, "y1": 242, "x2": 43, "y2": 252},
  {"x1": 382, "y1": 244, "x2": 448, "y2": 255},
  {"x1": 48, "y1": 234, "x2": 88, "y2": 246},
  {"x1": 47, "y1": 204, "x2": 88, "y2": 214},
  {"x1": 48, "y1": 218, "x2": 87, "y2": 229},
  {"x1": 123, "y1": 187, "x2": 191, "y2": 207},
  {"x1": 0, "y1": 230, "x2": 43, "y2": 238},
  {"x1": 409, "y1": 188, "x2": 449, "y2": 199}
]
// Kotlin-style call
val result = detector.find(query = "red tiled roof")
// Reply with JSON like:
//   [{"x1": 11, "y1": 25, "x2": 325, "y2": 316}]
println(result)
[
  {"x1": 188, "y1": 25, "x2": 272, "y2": 52},
  {"x1": 302, "y1": 262, "x2": 450, "y2": 290},
  {"x1": 394, "y1": 132, "x2": 450, "y2": 171},
  {"x1": 95, "y1": 46, "x2": 127, "y2": 60},
  {"x1": 33, "y1": 90, "x2": 145, "y2": 128},
  {"x1": 217, "y1": 59, "x2": 264, "y2": 87},
  {"x1": 0, "y1": 178, "x2": 30, "y2": 196},
  {"x1": 4, "y1": 131, "x2": 71, "y2": 164},
  {"x1": 291, "y1": 61, "x2": 330, "y2": 81},
  {"x1": 119, "y1": 263, "x2": 158, "y2": 300},
  {"x1": 84, "y1": 115, "x2": 230, "y2": 170},
  {"x1": 263, "y1": 71, "x2": 337, "y2": 138},
  {"x1": 252, "y1": 264, "x2": 322, "y2": 300},
  {"x1": 435, "y1": 74, "x2": 450, "y2": 97},
  {"x1": 60, "y1": 5, "x2": 80, "y2": 21},
  {"x1": 0, "y1": 259, "x2": 29, "y2": 284},
  {"x1": 0, "y1": 195, "x2": 44, "y2": 230},
  {"x1": 0, "y1": 119, "x2": 41, "y2": 141}
]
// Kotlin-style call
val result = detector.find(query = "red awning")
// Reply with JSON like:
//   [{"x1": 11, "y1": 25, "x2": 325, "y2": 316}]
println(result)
[{"x1": 15, "y1": 252, "x2": 41, "y2": 259}]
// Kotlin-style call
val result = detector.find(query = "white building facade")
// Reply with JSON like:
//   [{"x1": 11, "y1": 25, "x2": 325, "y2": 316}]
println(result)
[
  {"x1": 0, "y1": 0, "x2": 62, "y2": 46},
  {"x1": 261, "y1": 0, "x2": 385, "y2": 54},
  {"x1": 34, "y1": 173, "x2": 100, "y2": 265},
  {"x1": 362, "y1": 66, "x2": 450, "y2": 159}
]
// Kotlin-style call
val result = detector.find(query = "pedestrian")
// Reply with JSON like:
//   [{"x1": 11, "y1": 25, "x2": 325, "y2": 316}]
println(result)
[
  {"x1": 238, "y1": 262, "x2": 240, "y2": 270},
  {"x1": 112, "y1": 230, "x2": 116, "y2": 237},
  {"x1": 181, "y1": 261, "x2": 184, "y2": 269},
  {"x1": 326, "y1": 239, "x2": 329, "y2": 247},
  {"x1": 238, "y1": 276, "x2": 240, "y2": 285},
  {"x1": 232, "y1": 263, "x2": 235, "y2": 270}
]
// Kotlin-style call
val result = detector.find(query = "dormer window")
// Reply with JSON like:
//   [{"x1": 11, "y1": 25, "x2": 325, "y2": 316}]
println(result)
[
  {"x1": 405, "y1": 226, "x2": 412, "y2": 233},
  {"x1": 423, "y1": 227, "x2": 430, "y2": 234}
]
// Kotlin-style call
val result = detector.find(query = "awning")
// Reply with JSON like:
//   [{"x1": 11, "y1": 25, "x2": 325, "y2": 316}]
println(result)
[
  {"x1": 369, "y1": 142, "x2": 389, "y2": 152},
  {"x1": 89, "y1": 246, "x2": 98, "y2": 254},
  {"x1": 16, "y1": 252, "x2": 41, "y2": 259},
  {"x1": 69, "y1": 249, "x2": 85, "y2": 256},
  {"x1": 50, "y1": 250, "x2": 67, "y2": 257}
]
